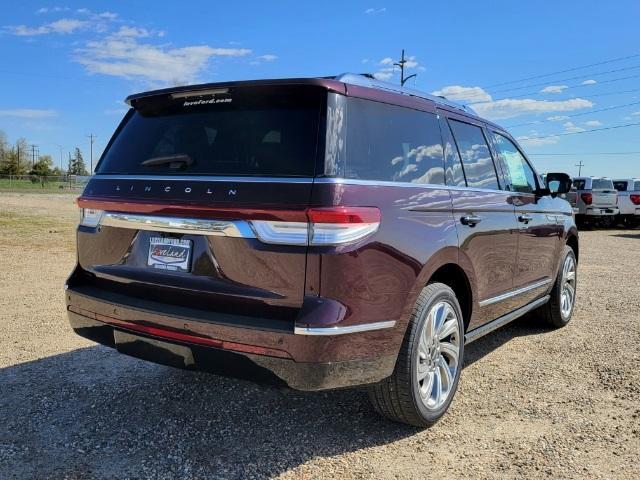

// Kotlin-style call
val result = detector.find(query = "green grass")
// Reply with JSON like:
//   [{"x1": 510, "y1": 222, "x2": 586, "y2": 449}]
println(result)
[{"x1": 0, "y1": 178, "x2": 84, "y2": 192}]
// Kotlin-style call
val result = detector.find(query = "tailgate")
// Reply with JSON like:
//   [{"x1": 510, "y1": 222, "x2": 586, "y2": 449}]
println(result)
[
  {"x1": 592, "y1": 189, "x2": 617, "y2": 206},
  {"x1": 72, "y1": 84, "x2": 326, "y2": 324}
]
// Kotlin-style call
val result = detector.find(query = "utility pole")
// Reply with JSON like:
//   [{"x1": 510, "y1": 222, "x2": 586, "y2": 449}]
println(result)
[
  {"x1": 87, "y1": 134, "x2": 96, "y2": 174},
  {"x1": 31, "y1": 144, "x2": 36, "y2": 169},
  {"x1": 575, "y1": 161, "x2": 585, "y2": 176},
  {"x1": 394, "y1": 49, "x2": 417, "y2": 87}
]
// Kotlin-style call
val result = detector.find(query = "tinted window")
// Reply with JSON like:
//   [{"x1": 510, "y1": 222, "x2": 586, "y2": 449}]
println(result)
[
  {"x1": 448, "y1": 120, "x2": 500, "y2": 190},
  {"x1": 97, "y1": 86, "x2": 323, "y2": 176},
  {"x1": 635, "y1": 181, "x2": 640, "y2": 191},
  {"x1": 344, "y1": 98, "x2": 445, "y2": 184},
  {"x1": 573, "y1": 179, "x2": 585, "y2": 190},
  {"x1": 613, "y1": 181, "x2": 628, "y2": 191},
  {"x1": 592, "y1": 179, "x2": 614, "y2": 190},
  {"x1": 491, "y1": 132, "x2": 538, "y2": 193},
  {"x1": 439, "y1": 116, "x2": 466, "y2": 187}
]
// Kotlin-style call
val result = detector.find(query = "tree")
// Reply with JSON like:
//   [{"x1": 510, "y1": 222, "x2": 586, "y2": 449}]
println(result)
[
  {"x1": 30, "y1": 154, "x2": 54, "y2": 176},
  {"x1": 67, "y1": 147, "x2": 88, "y2": 175},
  {"x1": 0, "y1": 138, "x2": 29, "y2": 175}
]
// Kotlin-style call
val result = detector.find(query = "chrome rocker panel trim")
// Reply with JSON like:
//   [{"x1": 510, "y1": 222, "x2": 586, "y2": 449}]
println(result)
[
  {"x1": 465, "y1": 295, "x2": 550, "y2": 344},
  {"x1": 294, "y1": 320, "x2": 396, "y2": 336},
  {"x1": 478, "y1": 278, "x2": 553, "y2": 307}
]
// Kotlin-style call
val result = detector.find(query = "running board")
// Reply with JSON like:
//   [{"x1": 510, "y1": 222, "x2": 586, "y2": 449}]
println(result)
[{"x1": 464, "y1": 295, "x2": 550, "y2": 344}]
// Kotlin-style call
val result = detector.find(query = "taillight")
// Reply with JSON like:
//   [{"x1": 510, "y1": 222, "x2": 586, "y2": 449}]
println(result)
[
  {"x1": 250, "y1": 207, "x2": 381, "y2": 246},
  {"x1": 581, "y1": 193, "x2": 593, "y2": 205},
  {"x1": 630, "y1": 194, "x2": 640, "y2": 205},
  {"x1": 79, "y1": 208, "x2": 104, "y2": 227}
]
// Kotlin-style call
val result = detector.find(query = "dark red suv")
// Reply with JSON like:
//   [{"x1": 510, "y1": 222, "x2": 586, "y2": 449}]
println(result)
[{"x1": 66, "y1": 74, "x2": 578, "y2": 427}]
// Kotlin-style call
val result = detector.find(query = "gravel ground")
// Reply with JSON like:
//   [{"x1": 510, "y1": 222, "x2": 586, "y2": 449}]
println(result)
[{"x1": 0, "y1": 192, "x2": 638, "y2": 479}]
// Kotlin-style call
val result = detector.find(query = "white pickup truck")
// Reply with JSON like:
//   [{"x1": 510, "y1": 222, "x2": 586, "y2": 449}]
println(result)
[
  {"x1": 613, "y1": 178, "x2": 640, "y2": 227},
  {"x1": 567, "y1": 177, "x2": 619, "y2": 227}
]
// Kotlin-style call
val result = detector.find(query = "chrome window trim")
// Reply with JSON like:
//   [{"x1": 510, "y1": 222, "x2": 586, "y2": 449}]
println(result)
[
  {"x1": 478, "y1": 278, "x2": 553, "y2": 307},
  {"x1": 90, "y1": 174, "x2": 521, "y2": 195},
  {"x1": 294, "y1": 320, "x2": 396, "y2": 335},
  {"x1": 100, "y1": 212, "x2": 256, "y2": 238},
  {"x1": 315, "y1": 177, "x2": 514, "y2": 194}
]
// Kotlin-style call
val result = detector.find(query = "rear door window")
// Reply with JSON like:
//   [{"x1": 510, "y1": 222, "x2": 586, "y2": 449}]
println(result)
[
  {"x1": 439, "y1": 116, "x2": 466, "y2": 187},
  {"x1": 490, "y1": 132, "x2": 538, "y2": 194},
  {"x1": 448, "y1": 119, "x2": 500, "y2": 190},
  {"x1": 343, "y1": 98, "x2": 445, "y2": 184},
  {"x1": 96, "y1": 86, "x2": 323, "y2": 177}
]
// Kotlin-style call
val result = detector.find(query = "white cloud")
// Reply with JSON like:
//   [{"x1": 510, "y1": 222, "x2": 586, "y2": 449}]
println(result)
[
  {"x1": 379, "y1": 57, "x2": 394, "y2": 66},
  {"x1": 0, "y1": 109, "x2": 57, "y2": 118},
  {"x1": 516, "y1": 134, "x2": 560, "y2": 147},
  {"x1": 584, "y1": 120, "x2": 602, "y2": 127},
  {"x1": 540, "y1": 85, "x2": 568, "y2": 94},
  {"x1": 75, "y1": 37, "x2": 251, "y2": 84},
  {"x1": 365, "y1": 7, "x2": 386, "y2": 14},
  {"x1": 114, "y1": 26, "x2": 151, "y2": 38},
  {"x1": 5, "y1": 17, "x2": 88, "y2": 35},
  {"x1": 373, "y1": 69, "x2": 394, "y2": 80},
  {"x1": 257, "y1": 54, "x2": 277, "y2": 61},
  {"x1": 631, "y1": 111, "x2": 640, "y2": 116},
  {"x1": 547, "y1": 115, "x2": 570, "y2": 121},
  {"x1": 431, "y1": 85, "x2": 492, "y2": 103},
  {"x1": 472, "y1": 98, "x2": 594, "y2": 120},
  {"x1": 404, "y1": 55, "x2": 418, "y2": 68},
  {"x1": 563, "y1": 121, "x2": 585, "y2": 133},
  {"x1": 36, "y1": 6, "x2": 70, "y2": 14},
  {"x1": 581, "y1": 79, "x2": 597, "y2": 85}
]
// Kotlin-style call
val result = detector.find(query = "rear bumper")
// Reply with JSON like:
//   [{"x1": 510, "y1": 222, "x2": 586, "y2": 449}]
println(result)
[
  {"x1": 585, "y1": 207, "x2": 619, "y2": 216},
  {"x1": 65, "y1": 286, "x2": 398, "y2": 390}
]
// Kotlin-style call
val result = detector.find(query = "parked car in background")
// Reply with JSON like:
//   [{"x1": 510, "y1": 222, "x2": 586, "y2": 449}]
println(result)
[
  {"x1": 568, "y1": 176, "x2": 619, "y2": 227},
  {"x1": 613, "y1": 178, "x2": 640, "y2": 227},
  {"x1": 65, "y1": 73, "x2": 579, "y2": 427}
]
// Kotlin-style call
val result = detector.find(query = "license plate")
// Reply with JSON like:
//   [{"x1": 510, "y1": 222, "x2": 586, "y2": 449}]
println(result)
[{"x1": 147, "y1": 236, "x2": 192, "y2": 272}]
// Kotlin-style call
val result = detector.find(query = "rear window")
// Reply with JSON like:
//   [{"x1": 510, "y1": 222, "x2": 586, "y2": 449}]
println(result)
[
  {"x1": 635, "y1": 181, "x2": 640, "y2": 191},
  {"x1": 572, "y1": 179, "x2": 585, "y2": 190},
  {"x1": 96, "y1": 86, "x2": 323, "y2": 177},
  {"x1": 592, "y1": 179, "x2": 614, "y2": 190},
  {"x1": 613, "y1": 181, "x2": 628, "y2": 191}
]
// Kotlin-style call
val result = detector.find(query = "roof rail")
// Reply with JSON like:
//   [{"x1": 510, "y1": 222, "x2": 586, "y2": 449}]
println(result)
[{"x1": 334, "y1": 73, "x2": 477, "y2": 115}]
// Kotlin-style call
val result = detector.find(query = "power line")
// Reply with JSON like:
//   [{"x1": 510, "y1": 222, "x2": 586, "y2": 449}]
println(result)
[
  {"x1": 482, "y1": 53, "x2": 640, "y2": 89},
  {"x1": 505, "y1": 101, "x2": 640, "y2": 128},
  {"x1": 468, "y1": 73, "x2": 640, "y2": 105},
  {"x1": 528, "y1": 151, "x2": 640, "y2": 155},
  {"x1": 482, "y1": 63, "x2": 640, "y2": 98},
  {"x1": 525, "y1": 121, "x2": 640, "y2": 140}
]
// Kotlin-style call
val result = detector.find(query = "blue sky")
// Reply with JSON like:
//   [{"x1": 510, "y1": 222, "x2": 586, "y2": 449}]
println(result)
[{"x1": 1, "y1": 0, "x2": 639, "y2": 177}]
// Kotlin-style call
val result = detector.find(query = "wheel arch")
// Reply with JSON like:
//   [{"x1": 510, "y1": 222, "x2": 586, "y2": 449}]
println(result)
[{"x1": 428, "y1": 263, "x2": 473, "y2": 332}]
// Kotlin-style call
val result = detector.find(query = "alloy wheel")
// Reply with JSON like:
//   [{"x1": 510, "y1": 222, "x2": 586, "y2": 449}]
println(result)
[
  {"x1": 560, "y1": 254, "x2": 576, "y2": 319},
  {"x1": 416, "y1": 301, "x2": 461, "y2": 411}
]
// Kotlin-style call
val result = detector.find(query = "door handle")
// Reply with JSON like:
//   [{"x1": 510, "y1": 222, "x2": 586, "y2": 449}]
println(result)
[
  {"x1": 518, "y1": 214, "x2": 534, "y2": 223},
  {"x1": 461, "y1": 215, "x2": 482, "y2": 226}
]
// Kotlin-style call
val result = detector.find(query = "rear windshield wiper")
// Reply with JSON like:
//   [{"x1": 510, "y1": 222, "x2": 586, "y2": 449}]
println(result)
[{"x1": 141, "y1": 154, "x2": 194, "y2": 169}]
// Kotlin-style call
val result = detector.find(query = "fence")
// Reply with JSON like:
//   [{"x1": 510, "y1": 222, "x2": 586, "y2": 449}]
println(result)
[{"x1": 0, "y1": 174, "x2": 91, "y2": 191}]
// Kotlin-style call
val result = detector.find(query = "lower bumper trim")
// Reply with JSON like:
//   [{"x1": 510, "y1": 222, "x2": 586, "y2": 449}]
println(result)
[{"x1": 294, "y1": 320, "x2": 396, "y2": 335}]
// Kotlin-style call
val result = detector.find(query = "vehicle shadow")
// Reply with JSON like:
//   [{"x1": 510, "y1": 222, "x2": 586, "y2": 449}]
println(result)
[
  {"x1": 463, "y1": 313, "x2": 549, "y2": 369},
  {"x1": 1, "y1": 316, "x2": 550, "y2": 479},
  {"x1": 610, "y1": 232, "x2": 640, "y2": 239},
  {"x1": 0, "y1": 345, "x2": 416, "y2": 479}
]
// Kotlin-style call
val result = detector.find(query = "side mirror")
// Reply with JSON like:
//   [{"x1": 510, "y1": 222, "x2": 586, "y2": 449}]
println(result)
[{"x1": 545, "y1": 172, "x2": 572, "y2": 195}]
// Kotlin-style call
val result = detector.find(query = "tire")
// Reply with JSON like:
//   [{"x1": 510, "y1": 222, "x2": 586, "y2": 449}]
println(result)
[
  {"x1": 368, "y1": 283, "x2": 464, "y2": 427},
  {"x1": 537, "y1": 245, "x2": 577, "y2": 328}
]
